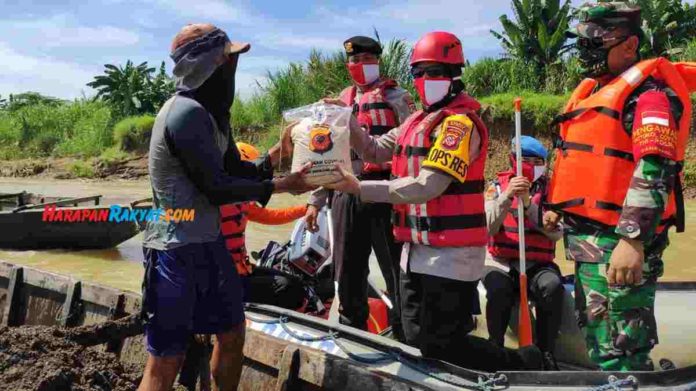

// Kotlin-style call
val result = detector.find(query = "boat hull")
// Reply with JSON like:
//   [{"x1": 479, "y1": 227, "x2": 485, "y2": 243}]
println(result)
[
  {"x1": 0, "y1": 261, "x2": 695, "y2": 390},
  {"x1": 0, "y1": 207, "x2": 139, "y2": 249}
]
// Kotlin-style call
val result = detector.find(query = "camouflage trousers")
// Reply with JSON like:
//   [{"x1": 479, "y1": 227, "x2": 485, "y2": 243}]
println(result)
[{"x1": 569, "y1": 231, "x2": 667, "y2": 371}]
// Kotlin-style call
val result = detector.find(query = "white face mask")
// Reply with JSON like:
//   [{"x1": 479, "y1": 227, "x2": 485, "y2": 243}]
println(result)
[
  {"x1": 362, "y1": 64, "x2": 380, "y2": 85},
  {"x1": 533, "y1": 165, "x2": 546, "y2": 182},
  {"x1": 414, "y1": 76, "x2": 453, "y2": 107}
]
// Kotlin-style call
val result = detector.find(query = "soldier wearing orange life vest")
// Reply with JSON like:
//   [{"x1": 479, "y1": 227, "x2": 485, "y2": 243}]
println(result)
[
  {"x1": 305, "y1": 36, "x2": 414, "y2": 341},
  {"x1": 323, "y1": 31, "x2": 543, "y2": 371},
  {"x1": 483, "y1": 136, "x2": 564, "y2": 370},
  {"x1": 543, "y1": 3, "x2": 695, "y2": 371}
]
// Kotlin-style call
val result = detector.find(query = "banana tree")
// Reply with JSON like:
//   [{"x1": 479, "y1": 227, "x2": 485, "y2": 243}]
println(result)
[
  {"x1": 87, "y1": 60, "x2": 156, "y2": 117},
  {"x1": 629, "y1": 0, "x2": 696, "y2": 57},
  {"x1": 491, "y1": 0, "x2": 573, "y2": 68}
]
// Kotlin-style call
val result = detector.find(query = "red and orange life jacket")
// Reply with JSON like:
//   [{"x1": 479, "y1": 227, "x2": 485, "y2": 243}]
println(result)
[
  {"x1": 220, "y1": 203, "x2": 308, "y2": 277},
  {"x1": 221, "y1": 203, "x2": 252, "y2": 277},
  {"x1": 487, "y1": 172, "x2": 555, "y2": 263},
  {"x1": 548, "y1": 58, "x2": 695, "y2": 232},
  {"x1": 340, "y1": 78, "x2": 399, "y2": 174},
  {"x1": 391, "y1": 93, "x2": 489, "y2": 247}
]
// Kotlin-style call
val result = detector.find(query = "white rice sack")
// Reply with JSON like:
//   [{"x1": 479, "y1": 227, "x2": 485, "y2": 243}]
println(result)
[{"x1": 283, "y1": 102, "x2": 353, "y2": 186}]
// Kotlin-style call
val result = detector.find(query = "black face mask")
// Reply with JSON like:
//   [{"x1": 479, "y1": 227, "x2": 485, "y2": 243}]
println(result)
[
  {"x1": 192, "y1": 54, "x2": 238, "y2": 132},
  {"x1": 577, "y1": 38, "x2": 626, "y2": 78},
  {"x1": 578, "y1": 45, "x2": 611, "y2": 78}
]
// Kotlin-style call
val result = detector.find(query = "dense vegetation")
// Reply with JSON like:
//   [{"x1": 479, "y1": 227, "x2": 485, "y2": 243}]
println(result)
[{"x1": 0, "y1": 0, "x2": 694, "y2": 182}]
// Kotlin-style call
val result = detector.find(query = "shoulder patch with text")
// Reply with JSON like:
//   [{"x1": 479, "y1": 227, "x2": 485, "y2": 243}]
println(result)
[
  {"x1": 422, "y1": 114, "x2": 473, "y2": 182},
  {"x1": 632, "y1": 90, "x2": 677, "y2": 160}
]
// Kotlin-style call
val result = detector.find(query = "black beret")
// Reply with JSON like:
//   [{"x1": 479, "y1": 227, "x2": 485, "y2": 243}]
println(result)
[{"x1": 343, "y1": 36, "x2": 382, "y2": 56}]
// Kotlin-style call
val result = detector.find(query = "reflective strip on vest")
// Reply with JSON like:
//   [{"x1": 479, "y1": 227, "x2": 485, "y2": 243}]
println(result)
[
  {"x1": 341, "y1": 80, "x2": 399, "y2": 173},
  {"x1": 391, "y1": 93, "x2": 489, "y2": 247},
  {"x1": 488, "y1": 173, "x2": 555, "y2": 263},
  {"x1": 220, "y1": 203, "x2": 252, "y2": 276}
]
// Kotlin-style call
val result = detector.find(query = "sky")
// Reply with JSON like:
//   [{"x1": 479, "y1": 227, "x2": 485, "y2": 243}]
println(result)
[{"x1": 0, "y1": 0, "x2": 592, "y2": 100}]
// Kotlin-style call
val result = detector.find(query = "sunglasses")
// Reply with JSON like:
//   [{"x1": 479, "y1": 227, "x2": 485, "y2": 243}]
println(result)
[
  {"x1": 410, "y1": 66, "x2": 448, "y2": 78},
  {"x1": 576, "y1": 36, "x2": 627, "y2": 50}
]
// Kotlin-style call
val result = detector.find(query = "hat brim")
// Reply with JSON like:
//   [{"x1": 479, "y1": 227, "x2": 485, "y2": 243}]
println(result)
[
  {"x1": 567, "y1": 22, "x2": 615, "y2": 39},
  {"x1": 225, "y1": 41, "x2": 251, "y2": 55}
]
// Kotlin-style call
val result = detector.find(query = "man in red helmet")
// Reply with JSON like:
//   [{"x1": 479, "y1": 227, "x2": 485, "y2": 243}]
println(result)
[
  {"x1": 305, "y1": 36, "x2": 414, "y2": 340},
  {"x1": 323, "y1": 31, "x2": 542, "y2": 371}
]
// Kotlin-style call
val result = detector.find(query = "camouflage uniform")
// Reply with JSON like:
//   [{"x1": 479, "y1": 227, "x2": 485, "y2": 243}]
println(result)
[{"x1": 561, "y1": 3, "x2": 681, "y2": 371}]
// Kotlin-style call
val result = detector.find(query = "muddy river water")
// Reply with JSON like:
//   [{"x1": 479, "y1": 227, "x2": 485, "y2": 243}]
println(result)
[{"x1": 1, "y1": 178, "x2": 695, "y2": 294}]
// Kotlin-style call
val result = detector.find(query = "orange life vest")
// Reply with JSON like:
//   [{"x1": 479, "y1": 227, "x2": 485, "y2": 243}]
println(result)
[
  {"x1": 340, "y1": 78, "x2": 400, "y2": 174},
  {"x1": 220, "y1": 203, "x2": 308, "y2": 277},
  {"x1": 391, "y1": 93, "x2": 489, "y2": 247},
  {"x1": 220, "y1": 203, "x2": 253, "y2": 277},
  {"x1": 488, "y1": 172, "x2": 555, "y2": 263},
  {"x1": 548, "y1": 58, "x2": 695, "y2": 232}
]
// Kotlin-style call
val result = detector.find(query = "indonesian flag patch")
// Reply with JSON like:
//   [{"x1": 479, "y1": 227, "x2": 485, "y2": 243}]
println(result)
[
  {"x1": 641, "y1": 110, "x2": 670, "y2": 127},
  {"x1": 632, "y1": 90, "x2": 677, "y2": 160}
]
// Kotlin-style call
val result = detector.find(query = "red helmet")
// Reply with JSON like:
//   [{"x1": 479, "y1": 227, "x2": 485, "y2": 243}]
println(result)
[{"x1": 410, "y1": 32, "x2": 464, "y2": 66}]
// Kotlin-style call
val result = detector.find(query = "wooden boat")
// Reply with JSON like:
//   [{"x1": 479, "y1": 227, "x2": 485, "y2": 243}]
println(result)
[
  {"x1": 1, "y1": 260, "x2": 695, "y2": 390},
  {"x1": 0, "y1": 192, "x2": 141, "y2": 250}
]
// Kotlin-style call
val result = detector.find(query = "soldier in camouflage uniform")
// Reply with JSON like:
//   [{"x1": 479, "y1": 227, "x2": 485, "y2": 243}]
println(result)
[{"x1": 543, "y1": 3, "x2": 690, "y2": 371}]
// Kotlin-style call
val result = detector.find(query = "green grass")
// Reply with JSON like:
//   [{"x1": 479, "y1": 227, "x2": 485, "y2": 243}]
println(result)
[
  {"x1": 0, "y1": 100, "x2": 114, "y2": 159},
  {"x1": 480, "y1": 92, "x2": 568, "y2": 137},
  {"x1": 113, "y1": 115, "x2": 155, "y2": 153}
]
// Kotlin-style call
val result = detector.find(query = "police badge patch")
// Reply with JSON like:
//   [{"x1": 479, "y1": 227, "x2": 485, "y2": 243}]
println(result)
[
  {"x1": 441, "y1": 121, "x2": 467, "y2": 151},
  {"x1": 309, "y1": 125, "x2": 333, "y2": 154}
]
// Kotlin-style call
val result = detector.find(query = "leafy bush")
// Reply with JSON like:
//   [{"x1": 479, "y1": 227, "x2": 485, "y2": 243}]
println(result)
[
  {"x1": 480, "y1": 92, "x2": 568, "y2": 137},
  {"x1": 541, "y1": 57, "x2": 583, "y2": 95},
  {"x1": 462, "y1": 57, "x2": 582, "y2": 97},
  {"x1": 113, "y1": 115, "x2": 155, "y2": 153},
  {"x1": 68, "y1": 160, "x2": 95, "y2": 178},
  {"x1": 0, "y1": 100, "x2": 114, "y2": 158},
  {"x1": 55, "y1": 102, "x2": 113, "y2": 157},
  {"x1": 462, "y1": 58, "x2": 540, "y2": 97},
  {"x1": 98, "y1": 147, "x2": 131, "y2": 165},
  {"x1": 677, "y1": 38, "x2": 696, "y2": 61}
]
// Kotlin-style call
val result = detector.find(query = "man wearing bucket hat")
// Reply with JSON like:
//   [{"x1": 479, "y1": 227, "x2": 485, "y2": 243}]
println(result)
[
  {"x1": 305, "y1": 36, "x2": 414, "y2": 341},
  {"x1": 543, "y1": 3, "x2": 695, "y2": 371},
  {"x1": 140, "y1": 24, "x2": 314, "y2": 390}
]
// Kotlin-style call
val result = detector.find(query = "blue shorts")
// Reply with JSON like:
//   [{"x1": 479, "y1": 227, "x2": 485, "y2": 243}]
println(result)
[{"x1": 141, "y1": 237, "x2": 245, "y2": 357}]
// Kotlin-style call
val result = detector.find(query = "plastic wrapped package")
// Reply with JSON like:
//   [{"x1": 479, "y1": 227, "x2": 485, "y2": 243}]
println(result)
[{"x1": 282, "y1": 102, "x2": 353, "y2": 186}]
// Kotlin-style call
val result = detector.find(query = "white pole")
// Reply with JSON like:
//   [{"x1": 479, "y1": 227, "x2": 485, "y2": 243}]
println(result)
[
  {"x1": 325, "y1": 192, "x2": 341, "y2": 324},
  {"x1": 514, "y1": 99, "x2": 526, "y2": 274}
]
